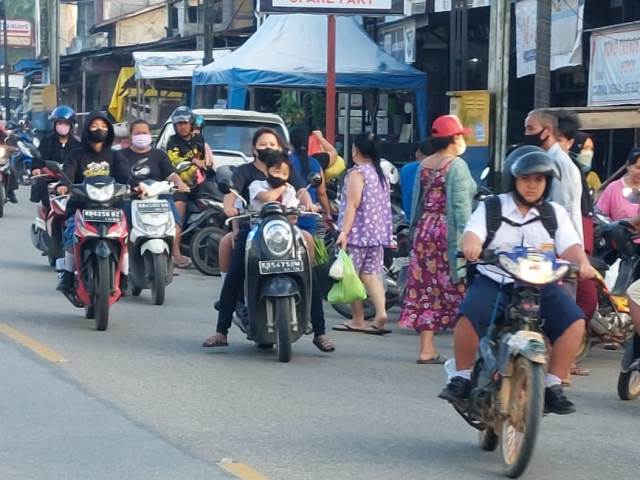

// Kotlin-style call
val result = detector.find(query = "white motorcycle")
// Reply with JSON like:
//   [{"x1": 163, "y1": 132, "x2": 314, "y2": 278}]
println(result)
[{"x1": 129, "y1": 180, "x2": 176, "y2": 305}]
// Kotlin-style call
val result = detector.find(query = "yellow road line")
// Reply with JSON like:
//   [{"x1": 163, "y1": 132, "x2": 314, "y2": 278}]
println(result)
[
  {"x1": 218, "y1": 459, "x2": 269, "y2": 480},
  {"x1": 0, "y1": 324, "x2": 69, "y2": 363}
]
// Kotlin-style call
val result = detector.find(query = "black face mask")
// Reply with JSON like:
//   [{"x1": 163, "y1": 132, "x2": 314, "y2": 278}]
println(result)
[
  {"x1": 267, "y1": 175, "x2": 287, "y2": 188},
  {"x1": 523, "y1": 130, "x2": 545, "y2": 147},
  {"x1": 88, "y1": 128, "x2": 109, "y2": 143},
  {"x1": 256, "y1": 148, "x2": 277, "y2": 163}
]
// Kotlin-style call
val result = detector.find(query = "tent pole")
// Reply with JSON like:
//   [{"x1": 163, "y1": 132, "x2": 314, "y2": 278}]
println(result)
[{"x1": 326, "y1": 15, "x2": 337, "y2": 144}]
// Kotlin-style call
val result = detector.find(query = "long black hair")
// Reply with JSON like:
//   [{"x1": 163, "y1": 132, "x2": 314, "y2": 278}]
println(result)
[
  {"x1": 353, "y1": 132, "x2": 386, "y2": 186},
  {"x1": 289, "y1": 126, "x2": 311, "y2": 176}
]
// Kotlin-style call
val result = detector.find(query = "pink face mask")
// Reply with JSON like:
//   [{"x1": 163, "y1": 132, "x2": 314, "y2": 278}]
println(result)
[
  {"x1": 55, "y1": 123, "x2": 71, "y2": 136},
  {"x1": 131, "y1": 134, "x2": 152, "y2": 149}
]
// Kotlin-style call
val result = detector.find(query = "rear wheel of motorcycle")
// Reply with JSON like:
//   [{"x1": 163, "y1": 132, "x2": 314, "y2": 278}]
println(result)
[
  {"x1": 190, "y1": 226, "x2": 224, "y2": 276},
  {"x1": 332, "y1": 300, "x2": 376, "y2": 320},
  {"x1": 500, "y1": 357, "x2": 544, "y2": 479},
  {"x1": 94, "y1": 256, "x2": 111, "y2": 331},
  {"x1": 151, "y1": 253, "x2": 167, "y2": 306},
  {"x1": 274, "y1": 297, "x2": 293, "y2": 363},
  {"x1": 617, "y1": 370, "x2": 640, "y2": 400},
  {"x1": 574, "y1": 330, "x2": 592, "y2": 363},
  {"x1": 478, "y1": 428, "x2": 499, "y2": 451},
  {"x1": 0, "y1": 183, "x2": 5, "y2": 218}
]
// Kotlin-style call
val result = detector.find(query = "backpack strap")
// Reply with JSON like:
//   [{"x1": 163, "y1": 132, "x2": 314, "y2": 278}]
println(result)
[
  {"x1": 483, "y1": 195, "x2": 502, "y2": 249},
  {"x1": 536, "y1": 201, "x2": 558, "y2": 240}
]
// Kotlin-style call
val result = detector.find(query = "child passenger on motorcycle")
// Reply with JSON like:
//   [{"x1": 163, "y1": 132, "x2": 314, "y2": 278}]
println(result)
[{"x1": 439, "y1": 146, "x2": 595, "y2": 415}]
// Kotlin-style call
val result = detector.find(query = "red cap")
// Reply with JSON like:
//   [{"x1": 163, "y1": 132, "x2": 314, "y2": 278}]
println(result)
[{"x1": 431, "y1": 115, "x2": 472, "y2": 138}]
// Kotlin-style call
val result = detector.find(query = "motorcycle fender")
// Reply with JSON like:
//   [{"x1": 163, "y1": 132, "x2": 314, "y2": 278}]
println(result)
[
  {"x1": 506, "y1": 331, "x2": 547, "y2": 365},
  {"x1": 140, "y1": 239, "x2": 169, "y2": 256},
  {"x1": 260, "y1": 276, "x2": 300, "y2": 299},
  {"x1": 95, "y1": 240, "x2": 112, "y2": 259}
]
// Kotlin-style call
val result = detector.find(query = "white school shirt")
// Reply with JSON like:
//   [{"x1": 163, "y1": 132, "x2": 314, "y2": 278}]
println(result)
[
  {"x1": 464, "y1": 193, "x2": 582, "y2": 284},
  {"x1": 249, "y1": 180, "x2": 299, "y2": 210},
  {"x1": 547, "y1": 142, "x2": 584, "y2": 242}
]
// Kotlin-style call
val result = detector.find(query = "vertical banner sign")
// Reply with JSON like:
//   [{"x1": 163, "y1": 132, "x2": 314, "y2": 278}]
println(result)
[
  {"x1": 588, "y1": 26, "x2": 640, "y2": 106},
  {"x1": 515, "y1": 0, "x2": 584, "y2": 78},
  {"x1": 403, "y1": 20, "x2": 416, "y2": 64}
]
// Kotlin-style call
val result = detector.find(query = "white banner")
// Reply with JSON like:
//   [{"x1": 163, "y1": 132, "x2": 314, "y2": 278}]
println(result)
[
  {"x1": 271, "y1": 0, "x2": 392, "y2": 10},
  {"x1": 434, "y1": 0, "x2": 489, "y2": 12},
  {"x1": 403, "y1": 20, "x2": 416, "y2": 64},
  {"x1": 515, "y1": 0, "x2": 584, "y2": 78},
  {"x1": 588, "y1": 27, "x2": 640, "y2": 106}
]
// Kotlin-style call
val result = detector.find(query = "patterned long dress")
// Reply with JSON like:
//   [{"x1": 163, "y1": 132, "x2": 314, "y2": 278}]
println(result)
[{"x1": 398, "y1": 165, "x2": 466, "y2": 332}]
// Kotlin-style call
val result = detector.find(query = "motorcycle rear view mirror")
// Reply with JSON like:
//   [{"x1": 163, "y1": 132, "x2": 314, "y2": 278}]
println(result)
[
  {"x1": 175, "y1": 161, "x2": 192, "y2": 173},
  {"x1": 622, "y1": 187, "x2": 640, "y2": 204},
  {"x1": 306, "y1": 172, "x2": 323, "y2": 188},
  {"x1": 45, "y1": 160, "x2": 63, "y2": 174}
]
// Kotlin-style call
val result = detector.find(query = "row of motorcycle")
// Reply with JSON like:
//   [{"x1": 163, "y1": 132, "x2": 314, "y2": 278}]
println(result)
[{"x1": 0, "y1": 126, "x2": 41, "y2": 217}]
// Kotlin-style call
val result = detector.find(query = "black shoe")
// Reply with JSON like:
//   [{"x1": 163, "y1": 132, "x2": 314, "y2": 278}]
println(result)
[
  {"x1": 214, "y1": 300, "x2": 221, "y2": 311},
  {"x1": 438, "y1": 377, "x2": 472, "y2": 402},
  {"x1": 7, "y1": 191, "x2": 18, "y2": 203},
  {"x1": 544, "y1": 385, "x2": 576, "y2": 415},
  {"x1": 56, "y1": 271, "x2": 74, "y2": 293},
  {"x1": 120, "y1": 274, "x2": 129, "y2": 296}
]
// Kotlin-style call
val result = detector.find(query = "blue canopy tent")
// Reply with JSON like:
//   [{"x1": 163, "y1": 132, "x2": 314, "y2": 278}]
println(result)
[{"x1": 192, "y1": 14, "x2": 428, "y2": 139}]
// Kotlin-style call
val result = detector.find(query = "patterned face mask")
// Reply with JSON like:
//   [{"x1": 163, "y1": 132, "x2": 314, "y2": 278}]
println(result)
[{"x1": 83, "y1": 161, "x2": 111, "y2": 178}]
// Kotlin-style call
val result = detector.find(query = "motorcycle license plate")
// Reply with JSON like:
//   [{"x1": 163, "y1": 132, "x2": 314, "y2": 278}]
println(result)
[
  {"x1": 137, "y1": 201, "x2": 169, "y2": 214},
  {"x1": 259, "y1": 259, "x2": 304, "y2": 275},
  {"x1": 83, "y1": 209, "x2": 122, "y2": 223}
]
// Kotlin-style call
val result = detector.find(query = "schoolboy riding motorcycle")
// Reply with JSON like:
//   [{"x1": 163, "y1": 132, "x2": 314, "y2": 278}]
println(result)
[{"x1": 439, "y1": 146, "x2": 595, "y2": 415}]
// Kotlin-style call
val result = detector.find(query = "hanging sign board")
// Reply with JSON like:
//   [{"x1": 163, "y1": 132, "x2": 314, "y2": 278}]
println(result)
[{"x1": 258, "y1": 0, "x2": 404, "y2": 15}]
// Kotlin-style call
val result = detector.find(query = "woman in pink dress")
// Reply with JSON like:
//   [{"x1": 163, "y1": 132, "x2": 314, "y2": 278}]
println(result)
[
  {"x1": 597, "y1": 148, "x2": 640, "y2": 221},
  {"x1": 399, "y1": 115, "x2": 476, "y2": 364}
]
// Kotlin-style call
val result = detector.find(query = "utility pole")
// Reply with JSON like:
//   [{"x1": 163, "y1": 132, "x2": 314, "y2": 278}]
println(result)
[
  {"x1": 48, "y1": 0, "x2": 59, "y2": 102},
  {"x1": 487, "y1": 0, "x2": 511, "y2": 172},
  {"x1": 202, "y1": 0, "x2": 215, "y2": 66},
  {"x1": 534, "y1": 0, "x2": 551, "y2": 108},
  {"x1": 1, "y1": 1, "x2": 10, "y2": 120}
]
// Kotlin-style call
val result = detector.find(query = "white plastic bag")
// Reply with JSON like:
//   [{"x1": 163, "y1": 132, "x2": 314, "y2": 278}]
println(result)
[
  {"x1": 329, "y1": 254, "x2": 345, "y2": 280},
  {"x1": 605, "y1": 258, "x2": 621, "y2": 291}
]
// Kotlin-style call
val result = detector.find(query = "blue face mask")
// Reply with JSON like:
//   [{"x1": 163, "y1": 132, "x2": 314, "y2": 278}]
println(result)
[{"x1": 577, "y1": 150, "x2": 594, "y2": 173}]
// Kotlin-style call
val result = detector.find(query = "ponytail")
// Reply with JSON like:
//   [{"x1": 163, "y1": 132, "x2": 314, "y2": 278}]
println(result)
[{"x1": 353, "y1": 132, "x2": 386, "y2": 186}]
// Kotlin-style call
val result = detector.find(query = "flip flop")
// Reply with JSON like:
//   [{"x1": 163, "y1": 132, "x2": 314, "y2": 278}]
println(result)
[
  {"x1": 313, "y1": 335, "x2": 336, "y2": 352},
  {"x1": 362, "y1": 325, "x2": 391, "y2": 335},
  {"x1": 175, "y1": 257, "x2": 192, "y2": 269},
  {"x1": 570, "y1": 366, "x2": 591, "y2": 376},
  {"x1": 332, "y1": 323, "x2": 367, "y2": 333},
  {"x1": 202, "y1": 334, "x2": 229, "y2": 347},
  {"x1": 417, "y1": 354, "x2": 446, "y2": 365}
]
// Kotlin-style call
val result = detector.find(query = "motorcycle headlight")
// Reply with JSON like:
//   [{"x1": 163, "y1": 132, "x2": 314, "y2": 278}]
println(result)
[
  {"x1": 263, "y1": 220, "x2": 292, "y2": 256},
  {"x1": 498, "y1": 253, "x2": 567, "y2": 285},
  {"x1": 17, "y1": 141, "x2": 31, "y2": 157},
  {"x1": 86, "y1": 183, "x2": 115, "y2": 202}
]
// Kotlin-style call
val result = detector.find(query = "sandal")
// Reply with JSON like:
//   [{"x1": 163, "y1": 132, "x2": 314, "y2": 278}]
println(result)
[
  {"x1": 570, "y1": 366, "x2": 591, "y2": 376},
  {"x1": 313, "y1": 335, "x2": 335, "y2": 352},
  {"x1": 202, "y1": 333, "x2": 228, "y2": 347},
  {"x1": 363, "y1": 325, "x2": 391, "y2": 335},
  {"x1": 417, "y1": 354, "x2": 446, "y2": 365},
  {"x1": 175, "y1": 257, "x2": 192, "y2": 269}
]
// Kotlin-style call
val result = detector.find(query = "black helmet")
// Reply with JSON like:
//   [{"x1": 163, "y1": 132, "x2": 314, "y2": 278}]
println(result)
[
  {"x1": 501, "y1": 145, "x2": 544, "y2": 191},
  {"x1": 507, "y1": 146, "x2": 559, "y2": 204},
  {"x1": 171, "y1": 106, "x2": 194, "y2": 125},
  {"x1": 49, "y1": 105, "x2": 76, "y2": 124}
]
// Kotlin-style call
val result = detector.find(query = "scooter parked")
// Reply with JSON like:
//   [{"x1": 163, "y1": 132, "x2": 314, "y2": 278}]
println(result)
[
  {"x1": 219, "y1": 173, "x2": 322, "y2": 362},
  {"x1": 129, "y1": 180, "x2": 176, "y2": 305},
  {"x1": 45, "y1": 161, "x2": 129, "y2": 331}
]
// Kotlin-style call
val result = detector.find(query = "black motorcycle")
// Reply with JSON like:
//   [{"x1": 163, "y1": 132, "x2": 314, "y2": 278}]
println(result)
[
  {"x1": 219, "y1": 174, "x2": 321, "y2": 362},
  {"x1": 443, "y1": 247, "x2": 577, "y2": 478}
]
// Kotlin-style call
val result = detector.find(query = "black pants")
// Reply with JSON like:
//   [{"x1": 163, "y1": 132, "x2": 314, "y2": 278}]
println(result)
[
  {"x1": 30, "y1": 177, "x2": 51, "y2": 205},
  {"x1": 7, "y1": 165, "x2": 18, "y2": 194},
  {"x1": 216, "y1": 228, "x2": 326, "y2": 337}
]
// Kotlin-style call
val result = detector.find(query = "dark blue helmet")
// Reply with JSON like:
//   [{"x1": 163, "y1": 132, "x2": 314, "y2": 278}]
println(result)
[{"x1": 49, "y1": 105, "x2": 76, "y2": 124}]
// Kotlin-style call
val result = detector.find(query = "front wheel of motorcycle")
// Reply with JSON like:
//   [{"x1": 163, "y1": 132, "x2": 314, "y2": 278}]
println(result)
[
  {"x1": 94, "y1": 256, "x2": 111, "y2": 331},
  {"x1": 190, "y1": 226, "x2": 224, "y2": 276},
  {"x1": 151, "y1": 253, "x2": 167, "y2": 306},
  {"x1": 274, "y1": 297, "x2": 293, "y2": 363},
  {"x1": 500, "y1": 356, "x2": 544, "y2": 479},
  {"x1": 617, "y1": 370, "x2": 640, "y2": 400},
  {"x1": 0, "y1": 182, "x2": 5, "y2": 218}
]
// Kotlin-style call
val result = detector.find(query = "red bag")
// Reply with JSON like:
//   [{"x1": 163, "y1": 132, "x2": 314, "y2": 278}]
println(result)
[{"x1": 308, "y1": 134, "x2": 324, "y2": 156}]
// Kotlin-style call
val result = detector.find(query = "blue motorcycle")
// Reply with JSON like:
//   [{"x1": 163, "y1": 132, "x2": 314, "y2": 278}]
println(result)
[{"x1": 6, "y1": 129, "x2": 41, "y2": 186}]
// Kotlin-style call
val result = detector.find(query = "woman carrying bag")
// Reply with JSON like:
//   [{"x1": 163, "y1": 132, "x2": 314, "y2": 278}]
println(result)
[{"x1": 399, "y1": 115, "x2": 477, "y2": 364}]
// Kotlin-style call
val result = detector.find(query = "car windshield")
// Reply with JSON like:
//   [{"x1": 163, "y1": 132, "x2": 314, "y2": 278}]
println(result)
[{"x1": 201, "y1": 121, "x2": 287, "y2": 156}]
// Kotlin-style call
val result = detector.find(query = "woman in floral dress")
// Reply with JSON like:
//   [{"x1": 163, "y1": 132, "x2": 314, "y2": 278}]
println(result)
[{"x1": 399, "y1": 115, "x2": 476, "y2": 363}]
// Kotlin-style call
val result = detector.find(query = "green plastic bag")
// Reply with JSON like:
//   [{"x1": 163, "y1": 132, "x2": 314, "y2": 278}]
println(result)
[{"x1": 327, "y1": 250, "x2": 367, "y2": 304}]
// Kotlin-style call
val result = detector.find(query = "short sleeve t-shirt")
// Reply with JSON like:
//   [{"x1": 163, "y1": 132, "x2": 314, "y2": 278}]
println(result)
[
  {"x1": 117, "y1": 148, "x2": 175, "y2": 183},
  {"x1": 289, "y1": 152, "x2": 322, "y2": 233},
  {"x1": 232, "y1": 162, "x2": 304, "y2": 205},
  {"x1": 596, "y1": 178, "x2": 640, "y2": 221},
  {"x1": 249, "y1": 180, "x2": 299, "y2": 210}
]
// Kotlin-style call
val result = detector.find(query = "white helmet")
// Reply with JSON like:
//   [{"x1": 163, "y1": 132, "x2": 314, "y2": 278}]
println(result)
[{"x1": 380, "y1": 159, "x2": 399, "y2": 185}]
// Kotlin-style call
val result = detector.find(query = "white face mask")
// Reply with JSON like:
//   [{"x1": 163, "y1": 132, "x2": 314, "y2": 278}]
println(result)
[
  {"x1": 577, "y1": 150, "x2": 594, "y2": 172},
  {"x1": 456, "y1": 137, "x2": 467, "y2": 156}
]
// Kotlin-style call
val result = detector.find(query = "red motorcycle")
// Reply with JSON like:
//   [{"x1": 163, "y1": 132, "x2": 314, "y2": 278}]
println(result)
[
  {"x1": 46, "y1": 161, "x2": 129, "y2": 331},
  {"x1": 30, "y1": 167, "x2": 68, "y2": 267}
]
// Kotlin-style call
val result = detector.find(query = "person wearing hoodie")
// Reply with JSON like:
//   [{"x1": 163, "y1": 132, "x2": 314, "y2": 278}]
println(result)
[{"x1": 55, "y1": 112, "x2": 133, "y2": 293}]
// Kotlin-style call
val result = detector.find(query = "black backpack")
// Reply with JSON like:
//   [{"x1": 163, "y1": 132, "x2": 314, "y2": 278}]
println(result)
[{"x1": 482, "y1": 195, "x2": 558, "y2": 249}]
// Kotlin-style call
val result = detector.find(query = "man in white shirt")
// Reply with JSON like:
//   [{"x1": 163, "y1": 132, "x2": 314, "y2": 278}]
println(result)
[
  {"x1": 524, "y1": 109, "x2": 584, "y2": 241},
  {"x1": 439, "y1": 147, "x2": 594, "y2": 415}
]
